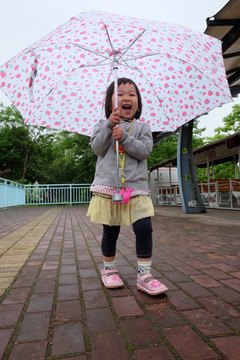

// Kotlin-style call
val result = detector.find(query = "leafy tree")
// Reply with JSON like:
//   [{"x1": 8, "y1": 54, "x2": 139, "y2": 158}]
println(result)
[{"x1": 148, "y1": 119, "x2": 206, "y2": 169}]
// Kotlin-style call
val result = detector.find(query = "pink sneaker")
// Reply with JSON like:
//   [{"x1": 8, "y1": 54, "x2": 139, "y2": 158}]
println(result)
[
  {"x1": 101, "y1": 269, "x2": 124, "y2": 288},
  {"x1": 137, "y1": 273, "x2": 168, "y2": 295}
]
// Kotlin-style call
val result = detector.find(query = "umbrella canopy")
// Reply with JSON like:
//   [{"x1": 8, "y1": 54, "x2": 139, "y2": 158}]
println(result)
[{"x1": 0, "y1": 10, "x2": 232, "y2": 136}]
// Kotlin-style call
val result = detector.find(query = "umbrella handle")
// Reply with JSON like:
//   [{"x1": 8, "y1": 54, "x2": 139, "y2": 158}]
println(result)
[{"x1": 112, "y1": 63, "x2": 123, "y2": 202}]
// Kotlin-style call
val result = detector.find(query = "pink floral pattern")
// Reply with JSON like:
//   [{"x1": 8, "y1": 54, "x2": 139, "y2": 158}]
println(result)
[{"x1": 0, "y1": 10, "x2": 232, "y2": 135}]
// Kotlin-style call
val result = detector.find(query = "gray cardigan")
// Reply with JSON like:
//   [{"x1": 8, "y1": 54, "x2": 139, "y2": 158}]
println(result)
[{"x1": 90, "y1": 118, "x2": 153, "y2": 191}]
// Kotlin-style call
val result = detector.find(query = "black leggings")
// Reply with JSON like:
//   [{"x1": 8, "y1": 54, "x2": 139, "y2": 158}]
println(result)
[{"x1": 101, "y1": 217, "x2": 152, "y2": 259}]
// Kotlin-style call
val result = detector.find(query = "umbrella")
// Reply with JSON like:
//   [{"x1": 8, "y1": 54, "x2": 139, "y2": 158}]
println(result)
[
  {"x1": 0, "y1": 10, "x2": 232, "y2": 136},
  {"x1": 0, "y1": 10, "x2": 232, "y2": 200}
]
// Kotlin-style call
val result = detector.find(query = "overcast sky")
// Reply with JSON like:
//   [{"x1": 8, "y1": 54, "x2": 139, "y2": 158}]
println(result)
[{"x1": 0, "y1": 0, "x2": 238, "y2": 136}]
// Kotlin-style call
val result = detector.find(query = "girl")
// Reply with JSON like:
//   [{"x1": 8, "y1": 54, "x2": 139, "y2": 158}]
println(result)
[{"x1": 87, "y1": 78, "x2": 168, "y2": 296}]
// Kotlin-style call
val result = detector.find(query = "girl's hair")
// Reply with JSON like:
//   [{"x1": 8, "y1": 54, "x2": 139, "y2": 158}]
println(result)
[{"x1": 105, "y1": 77, "x2": 142, "y2": 119}]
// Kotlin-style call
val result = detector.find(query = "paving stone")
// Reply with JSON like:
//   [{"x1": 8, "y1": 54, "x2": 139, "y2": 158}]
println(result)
[
  {"x1": 220, "y1": 278, "x2": 240, "y2": 292},
  {"x1": 112, "y1": 296, "x2": 144, "y2": 317},
  {"x1": 212, "y1": 336, "x2": 240, "y2": 360},
  {"x1": 83, "y1": 289, "x2": 109, "y2": 308},
  {"x1": 135, "y1": 346, "x2": 176, "y2": 360},
  {"x1": 211, "y1": 286, "x2": 240, "y2": 305},
  {"x1": 146, "y1": 302, "x2": 185, "y2": 328},
  {"x1": 27, "y1": 293, "x2": 54, "y2": 312},
  {"x1": 55, "y1": 300, "x2": 82, "y2": 322},
  {"x1": 0, "y1": 329, "x2": 13, "y2": 359},
  {"x1": 81, "y1": 278, "x2": 102, "y2": 291},
  {"x1": 163, "y1": 270, "x2": 191, "y2": 283},
  {"x1": 167, "y1": 290, "x2": 201, "y2": 310},
  {"x1": 0, "y1": 303, "x2": 23, "y2": 326},
  {"x1": 51, "y1": 323, "x2": 85, "y2": 356},
  {"x1": 91, "y1": 333, "x2": 129, "y2": 360},
  {"x1": 182, "y1": 309, "x2": 233, "y2": 336},
  {"x1": 1, "y1": 205, "x2": 240, "y2": 360},
  {"x1": 8, "y1": 341, "x2": 47, "y2": 360},
  {"x1": 190, "y1": 274, "x2": 222, "y2": 288},
  {"x1": 57, "y1": 284, "x2": 79, "y2": 301},
  {"x1": 1, "y1": 287, "x2": 31, "y2": 304},
  {"x1": 86, "y1": 307, "x2": 118, "y2": 334},
  {"x1": 59, "y1": 273, "x2": 78, "y2": 284},
  {"x1": 163, "y1": 326, "x2": 219, "y2": 360},
  {"x1": 179, "y1": 281, "x2": 211, "y2": 297},
  {"x1": 17, "y1": 312, "x2": 51, "y2": 341},
  {"x1": 33, "y1": 278, "x2": 56, "y2": 293},
  {"x1": 199, "y1": 296, "x2": 240, "y2": 319},
  {"x1": 121, "y1": 317, "x2": 162, "y2": 347}
]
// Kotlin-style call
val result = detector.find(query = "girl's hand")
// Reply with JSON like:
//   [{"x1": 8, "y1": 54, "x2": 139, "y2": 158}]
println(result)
[
  {"x1": 113, "y1": 126, "x2": 123, "y2": 141},
  {"x1": 109, "y1": 107, "x2": 120, "y2": 125}
]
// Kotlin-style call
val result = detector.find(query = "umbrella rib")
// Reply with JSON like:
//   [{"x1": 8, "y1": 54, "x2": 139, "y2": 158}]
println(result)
[{"x1": 117, "y1": 29, "x2": 146, "y2": 61}]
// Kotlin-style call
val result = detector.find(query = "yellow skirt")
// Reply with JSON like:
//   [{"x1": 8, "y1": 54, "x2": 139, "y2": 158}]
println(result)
[{"x1": 86, "y1": 193, "x2": 154, "y2": 226}]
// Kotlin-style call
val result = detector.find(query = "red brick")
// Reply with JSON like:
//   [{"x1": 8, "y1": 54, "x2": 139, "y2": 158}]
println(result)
[
  {"x1": 213, "y1": 263, "x2": 236, "y2": 272},
  {"x1": 167, "y1": 290, "x2": 201, "y2": 310},
  {"x1": 83, "y1": 289, "x2": 108, "y2": 308},
  {"x1": 112, "y1": 296, "x2": 143, "y2": 317},
  {"x1": 51, "y1": 323, "x2": 85, "y2": 356},
  {"x1": 2, "y1": 287, "x2": 31, "y2": 305},
  {"x1": 27, "y1": 293, "x2": 54, "y2": 312},
  {"x1": 146, "y1": 302, "x2": 184, "y2": 328},
  {"x1": 59, "y1": 273, "x2": 78, "y2": 284},
  {"x1": 55, "y1": 300, "x2": 82, "y2": 322},
  {"x1": 121, "y1": 317, "x2": 162, "y2": 347},
  {"x1": 17, "y1": 312, "x2": 51, "y2": 341},
  {"x1": 81, "y1": 278, "x2": 102, "y2": 290},
  {"x1": 86, "y1": 307, "x2": 118, "y2": 334},
  {"x1": 212, "y1": 336, "x2": 240, "y2": 360},
  {"x1": 190, "y1": 275, "x2": 221, "y2": 288},
  {"x1": 179, "y1": 281, "x2": 211, "y2": 297},
  {"x1": 135, "y1": 346, "x2": 176, "y2": 360},
  {"x1": 57, "y1": 285, "x2": 79, "y2": 300},
  {"x1": 8, "y1": 341, "x2": 47, "y2": 360},
  {"x1": 33, "y1": 278, "x2": 56, "y2": 293},
  {"x1": 212, "y1": 286, "x2": 240, "y2": 304},
  {"x1": 183, "y1": 309, "x2": 233, "y2": 336},
  {"x1": 221, "y1": 278, "x2": 240, "y2": 292},
  {"x1": 163, "y1": 326, "x2": 218, "y2": 360},
  {"x1": 199, "y1": 296, "x2": 240, "y2": 319},
  {"x1": 0, "y1": 329, "x2": 13, "y2": 359},
  {"x1": 91, "y1": 333, "x2": 129, "y2": 360},
  {"x1": 0, "y1": 303, "x2": 23, "y2": 326}
]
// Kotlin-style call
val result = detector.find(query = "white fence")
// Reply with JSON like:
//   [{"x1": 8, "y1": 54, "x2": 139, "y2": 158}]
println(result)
[
  {"x1": 0, "y1": 178, "x2": 91, "y2": 208},
  {"x1": 0, "y1": 177, "x2": 25, "y2": 208}
]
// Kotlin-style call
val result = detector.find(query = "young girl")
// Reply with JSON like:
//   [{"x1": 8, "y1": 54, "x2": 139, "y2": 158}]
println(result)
[{"x1": 87, "y1": 78, "x2": 168, "y2": 296}]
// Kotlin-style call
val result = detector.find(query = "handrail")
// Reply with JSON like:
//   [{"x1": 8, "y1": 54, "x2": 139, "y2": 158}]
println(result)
[{"x1": 0, "y1": 179, "x2": 92, "y2": 208}]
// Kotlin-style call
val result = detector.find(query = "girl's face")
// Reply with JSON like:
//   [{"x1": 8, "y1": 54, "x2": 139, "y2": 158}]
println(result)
[{"x1": 111, "y1": 82, "x2": 139, "y2": 120}]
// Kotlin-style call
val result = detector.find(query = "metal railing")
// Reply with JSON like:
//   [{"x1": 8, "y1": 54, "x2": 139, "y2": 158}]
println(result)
[
  {"x1": 0, "y1": 178, "x2": 91, "y2": 208},
  {"x1": 25, "y1": 183, "x2": 91, "y2": 205},
  {"x1": 0, "y1": 177, "x2": 25, "y2": 208}
]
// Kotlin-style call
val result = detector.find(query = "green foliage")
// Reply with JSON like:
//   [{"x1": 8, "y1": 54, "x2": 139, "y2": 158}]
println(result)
[
  {"x1": 0, "y1": 102, "x2": 239, "y2": 185},
  {"x1": 148, "y1": 120, "x2": 206, "y2": 169}
]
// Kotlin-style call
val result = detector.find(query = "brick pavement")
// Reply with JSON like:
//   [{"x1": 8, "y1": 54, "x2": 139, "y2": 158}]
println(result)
[{"x1": 0, "y1": 205, "x2": 239, "y2": 360}]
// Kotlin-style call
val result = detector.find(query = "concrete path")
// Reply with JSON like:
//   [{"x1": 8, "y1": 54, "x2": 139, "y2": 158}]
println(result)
[{"x1": 0, "y1": 205, "x2": 239, "y2": 360}]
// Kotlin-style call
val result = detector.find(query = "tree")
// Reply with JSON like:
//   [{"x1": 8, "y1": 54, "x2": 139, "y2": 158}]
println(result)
[
  {"x1": 148, "y1": 120, "x2": 206, "y2": 169},
  {"x1": 0, "y1": 103, "x2": 55, "y2": 183}
]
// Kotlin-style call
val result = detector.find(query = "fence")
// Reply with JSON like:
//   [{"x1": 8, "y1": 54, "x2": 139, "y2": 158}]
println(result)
[
  {"x1": 25, "y1": 183, "x2": 92, "y2": 205},
  {"x1": 0, "y1": 177, "x2": 25, "y2": 208},
  {"x1": 0, "y1": 178, "x2": 91, "y2": 208},
  {"x1": 154, "y1": 179, "x2": 240, "y2": 209}
]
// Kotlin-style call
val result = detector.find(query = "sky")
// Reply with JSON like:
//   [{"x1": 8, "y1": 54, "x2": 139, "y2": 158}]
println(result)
[{"x1": 0, "y1": 0, "x2": 238, "y2": 137}]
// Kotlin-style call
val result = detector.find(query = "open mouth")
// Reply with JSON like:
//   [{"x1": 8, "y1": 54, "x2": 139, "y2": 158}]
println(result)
[{"x1": 122, "y1": 105, "x2": 132, "y2": 110}]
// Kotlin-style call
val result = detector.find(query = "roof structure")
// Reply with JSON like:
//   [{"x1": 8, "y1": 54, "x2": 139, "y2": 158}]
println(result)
[
  {"x1": 205, "y1": 0, "x2": 240, "y2": 97},
  {"x1": 150, "y1": 131, "x2": 240, "y2": 171}
]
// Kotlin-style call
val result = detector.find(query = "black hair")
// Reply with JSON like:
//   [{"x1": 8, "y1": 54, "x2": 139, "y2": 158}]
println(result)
[{"x1": 105, "y1": 77, "x2": 142, "y2": 119}]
